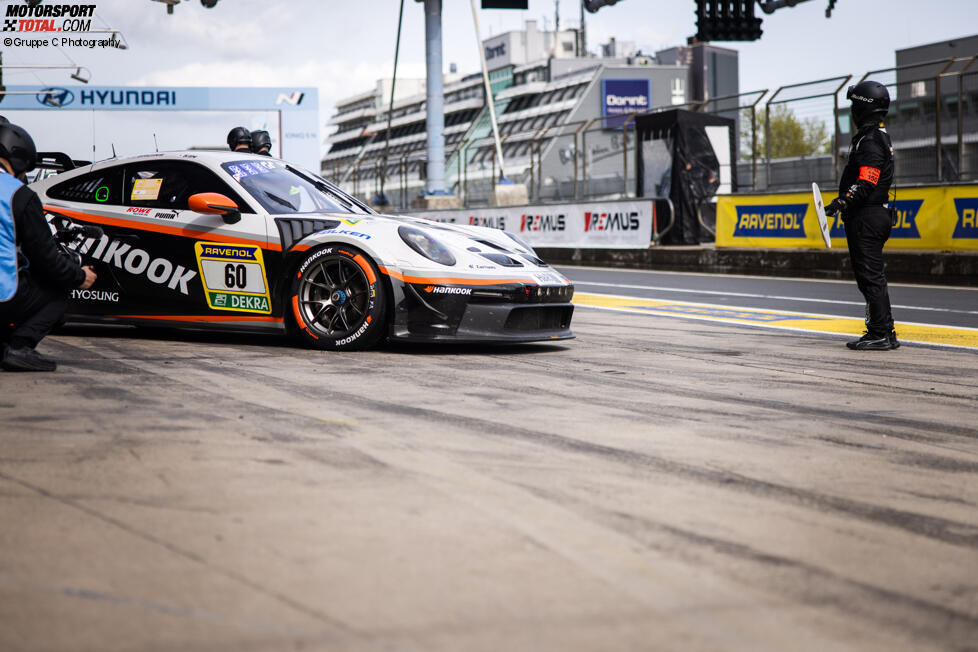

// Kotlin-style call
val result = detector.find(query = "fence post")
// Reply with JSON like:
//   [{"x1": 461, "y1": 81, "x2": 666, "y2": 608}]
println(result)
[
  {"x1": 833, "y1": 76, "x2": 852, "y2": 184},
  {"x1": 622, "y1": 113, "x2": 638, "y2": 198},
  {"x1": 956, "y1": 57, "x2": 977, "y2": 177}
]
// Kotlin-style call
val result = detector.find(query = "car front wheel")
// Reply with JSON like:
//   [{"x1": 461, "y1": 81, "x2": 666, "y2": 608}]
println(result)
[{"x1": 287, "y1": 245, "x2": 388, "y2": 350}]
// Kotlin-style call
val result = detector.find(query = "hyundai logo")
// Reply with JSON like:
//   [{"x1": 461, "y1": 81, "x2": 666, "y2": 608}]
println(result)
[{"x1": 37, "y1": 87, "x2": 75, "y2": 108}]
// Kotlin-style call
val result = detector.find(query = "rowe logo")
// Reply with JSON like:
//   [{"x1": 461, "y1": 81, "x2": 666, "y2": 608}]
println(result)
[{"x1": 276, "y1": 91, "x2": 304, "y2": 106}]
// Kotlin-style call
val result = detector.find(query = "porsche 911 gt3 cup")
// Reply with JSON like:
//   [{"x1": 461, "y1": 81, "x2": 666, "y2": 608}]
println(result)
[{"x1": 32, "y1": 150, "x2": 574, "y2": 350}]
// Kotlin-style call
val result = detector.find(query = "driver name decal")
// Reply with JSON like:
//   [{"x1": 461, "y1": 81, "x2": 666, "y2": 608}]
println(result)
[{"x1": 195, "y1": 242, "x2": 272, "y2": 314}]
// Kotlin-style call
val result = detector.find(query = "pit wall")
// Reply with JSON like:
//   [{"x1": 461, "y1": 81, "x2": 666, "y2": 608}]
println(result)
[{"x1": 716, "y1": 184, "x2": 978, "y2": 251}]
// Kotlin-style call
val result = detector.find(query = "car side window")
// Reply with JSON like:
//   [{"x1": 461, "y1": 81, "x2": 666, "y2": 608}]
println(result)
[
  {"x1": 123, "y1": 161, "x2": 252, "y2": 213},
  {"x1": 47, "y1": 167, "x2": 124, "y2": 205}
]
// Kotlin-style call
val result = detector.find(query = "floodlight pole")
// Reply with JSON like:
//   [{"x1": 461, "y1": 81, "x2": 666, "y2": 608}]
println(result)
[
  {"x1": 424, "y1": 0, "x2": 448, "y2": 195},
  {"x1": 470, "y1": 0, "x2": 507, "y2": 182}
]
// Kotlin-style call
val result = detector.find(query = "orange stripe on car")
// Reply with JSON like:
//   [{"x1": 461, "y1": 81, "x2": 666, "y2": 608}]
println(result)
[
  {"x1": 107, "y1": 314, "x2": 283, "y2": 323},
  {"x1": 44, "y1": 206, "x2": 282, "y2": 252},
  {"x1": 379, "y1": 266, "x2": 529, "y2": 286}
]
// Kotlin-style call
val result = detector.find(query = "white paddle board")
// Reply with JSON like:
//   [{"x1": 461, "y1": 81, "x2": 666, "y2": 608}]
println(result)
[{"x1": 812, "y1": 182, "x2": 831, "y2": 248}]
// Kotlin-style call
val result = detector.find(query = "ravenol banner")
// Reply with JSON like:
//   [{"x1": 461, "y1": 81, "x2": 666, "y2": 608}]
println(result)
[{"x1": 716, "y1": 185, "x2": 978, "y2": 250}]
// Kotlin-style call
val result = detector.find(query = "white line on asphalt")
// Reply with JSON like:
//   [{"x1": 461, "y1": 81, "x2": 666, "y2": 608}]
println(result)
[
  {"x1": 569, "y1": 281, "x2": 978, "y2": 316},
  {"x1": 559, "y1": 265, "x2": 978, "y2": 291}
]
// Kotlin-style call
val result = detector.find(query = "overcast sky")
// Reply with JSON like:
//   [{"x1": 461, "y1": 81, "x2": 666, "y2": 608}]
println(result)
[{"x1": 3, "y1": 0, "x2": 974, "y2": 159}]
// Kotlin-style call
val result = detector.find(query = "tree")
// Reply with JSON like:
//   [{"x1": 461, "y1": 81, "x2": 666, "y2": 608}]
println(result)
[{"x1": 741, "y1": 105, "x2": 831, "y2": 160}]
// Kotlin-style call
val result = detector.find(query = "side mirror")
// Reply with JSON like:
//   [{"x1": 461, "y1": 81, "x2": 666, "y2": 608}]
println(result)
[{"x1": 188, "y1": 192, "x2": 241, "y2": 224}]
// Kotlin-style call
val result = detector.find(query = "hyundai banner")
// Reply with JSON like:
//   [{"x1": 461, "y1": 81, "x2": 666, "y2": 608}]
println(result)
[
  {"x1": 602, "y1": 79, "x2": 650, "y2": 129},
  {"x1": 424, "y1": 200, "x2": 655, "y2": 249}
]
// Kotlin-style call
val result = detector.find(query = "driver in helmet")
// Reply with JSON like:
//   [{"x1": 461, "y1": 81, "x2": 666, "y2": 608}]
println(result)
[
  {"x1": 824, "y1": 80, "x2": 897, "y2": 351},
  {"x1": 226, "y1": 126, "x2": 252, "y2": 153},
  {"x1": 0, "y1": 123, "x2": 96, "y2": 371}
]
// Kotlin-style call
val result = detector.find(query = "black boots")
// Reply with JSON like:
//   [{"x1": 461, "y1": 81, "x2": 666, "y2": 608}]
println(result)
[
  {"x1": 846, "y1": 331, "x2": 899, "y2": 351},
  {"x1": 1, "y1": 346, "x2": 57, "y2": 371}
]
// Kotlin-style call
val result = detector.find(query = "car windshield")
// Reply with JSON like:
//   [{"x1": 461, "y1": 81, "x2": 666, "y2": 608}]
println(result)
[{"x1": 222, "y1": 159, "x2": 371, "y2": 215}]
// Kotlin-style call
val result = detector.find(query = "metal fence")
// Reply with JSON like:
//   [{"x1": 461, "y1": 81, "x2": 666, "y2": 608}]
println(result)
[{"x1": 329, "y1": 54, "x2": 978, "y2": 209}]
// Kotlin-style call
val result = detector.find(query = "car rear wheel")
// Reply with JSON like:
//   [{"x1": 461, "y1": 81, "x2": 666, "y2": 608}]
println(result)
[{"x1": 287, "y1": 245, "x2": 388, "y2": 350}]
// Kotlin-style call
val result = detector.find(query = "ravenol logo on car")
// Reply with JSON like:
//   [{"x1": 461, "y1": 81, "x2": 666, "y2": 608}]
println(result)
[
  {"x1": 890, "y1": 199, "x2": 924, "y2": 238},
  {"x1": 36, "y1": 87, "x2": 74, "y2": 108},
  {"x1": 732, "y1": 204, "x2": 807, "y2": 238},
  {"x1": 952, "y1": 198, "x2": 978, "y2": 239},
  {"x1": 199, "y1": 244, "x2": 258, "y2": 261}
]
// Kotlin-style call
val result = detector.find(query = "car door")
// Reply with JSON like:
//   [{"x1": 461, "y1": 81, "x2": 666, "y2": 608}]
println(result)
[
  {"x1": 44, "y1": 164, "x2": 130, "y2": 317},
  {"x1": 117, "y1": 159, "x2": 271, "y2": 317}
]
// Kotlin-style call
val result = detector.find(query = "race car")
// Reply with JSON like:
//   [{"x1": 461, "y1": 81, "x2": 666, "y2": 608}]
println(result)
[{"x1": 31, "y1": 150, "x2": 574, "y2": 350}]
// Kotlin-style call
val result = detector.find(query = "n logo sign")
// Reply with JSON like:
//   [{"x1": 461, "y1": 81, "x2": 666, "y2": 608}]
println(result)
[{"x1": 275, "y1": 91, "x2": 304, "y2": 106}]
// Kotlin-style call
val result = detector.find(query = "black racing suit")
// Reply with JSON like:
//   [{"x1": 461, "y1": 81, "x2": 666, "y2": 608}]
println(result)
[
  {"x1": 0, "y1": 184, "x2": 85, "y2": 349},
  {"x1": 838, "y1": 121, "x2": 894, "y2": 337}
]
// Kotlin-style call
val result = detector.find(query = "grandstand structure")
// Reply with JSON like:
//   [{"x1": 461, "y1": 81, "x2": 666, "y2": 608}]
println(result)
[{"x1": 323, "y1": 20, "x2": 734, "y2": 207}]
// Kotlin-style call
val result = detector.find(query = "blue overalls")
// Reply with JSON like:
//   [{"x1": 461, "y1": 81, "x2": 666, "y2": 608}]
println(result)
[{"x1": 0, "y1": 172, "x2": 23, "y2": 302}]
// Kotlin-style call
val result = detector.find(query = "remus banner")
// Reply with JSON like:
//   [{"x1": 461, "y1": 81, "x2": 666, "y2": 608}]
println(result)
[
  {"x1": 424, "y1": 199, "x2": 655, "y2": 249},
  {"x1": 716, "y1": 185, "x2": 978, "y2": 251}
]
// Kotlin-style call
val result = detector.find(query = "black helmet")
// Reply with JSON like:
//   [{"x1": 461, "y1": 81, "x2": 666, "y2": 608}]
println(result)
[
  {"x1": 226, "y1": 126, "x2": 252, "y2": 150},
  {"x1": 847, "y1": 80, "x2": 890, "y2": 127},
  {"x1": 0, "y1": 122, "x2": 38, "y2": 175},
  {"x1": 250, "y1": 130, "x2": 272, "y2": 155}
]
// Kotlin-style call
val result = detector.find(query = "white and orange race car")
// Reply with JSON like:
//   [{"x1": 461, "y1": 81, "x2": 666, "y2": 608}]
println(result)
[{"x1": 32, "y1": 150, "x2": 574, "y2": 350}]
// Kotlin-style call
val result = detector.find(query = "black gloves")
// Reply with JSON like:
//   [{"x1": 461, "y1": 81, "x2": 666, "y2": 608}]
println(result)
[{"x1": 824, "y1": 198, "x2": 846, "y2": 217}]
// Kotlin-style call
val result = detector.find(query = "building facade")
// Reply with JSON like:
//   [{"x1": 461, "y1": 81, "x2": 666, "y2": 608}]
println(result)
[{"x1": 323, "y1": 21, "x2": 724, "y2": 207}]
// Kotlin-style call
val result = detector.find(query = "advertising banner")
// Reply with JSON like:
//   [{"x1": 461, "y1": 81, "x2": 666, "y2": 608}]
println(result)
[
  {"x1": 424, "y1": 199, "x2": 655, "y2": 249},
  {"x1": 716, "y1": 184, "x2": 978, "y2": 251},
  {"x1": 602, "y1": 79, "x2": 650, "y2": 129}
]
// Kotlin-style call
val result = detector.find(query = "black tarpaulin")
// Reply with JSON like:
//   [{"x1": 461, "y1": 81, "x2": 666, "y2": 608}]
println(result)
[{"x1": 636, "y1": 110, "x2": 736, "y2": 245}]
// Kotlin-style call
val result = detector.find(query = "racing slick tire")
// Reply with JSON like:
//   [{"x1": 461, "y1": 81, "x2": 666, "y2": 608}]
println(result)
[{"x1": 286, "y1": 245, "x2": 389, "y2": 351}]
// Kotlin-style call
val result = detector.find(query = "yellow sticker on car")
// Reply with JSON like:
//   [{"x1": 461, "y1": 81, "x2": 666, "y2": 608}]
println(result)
[
  {"x1": 131, "y1": 178, "x2": 163, "y2": 201},
  {"x1": 194, "y1": 242, "x2": 272, "y2": 314}
]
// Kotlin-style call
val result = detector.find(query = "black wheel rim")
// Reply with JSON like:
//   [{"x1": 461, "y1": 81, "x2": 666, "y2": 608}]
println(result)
[{"x1": 298, "y1": 256, "x2": 370, "y2": 338}]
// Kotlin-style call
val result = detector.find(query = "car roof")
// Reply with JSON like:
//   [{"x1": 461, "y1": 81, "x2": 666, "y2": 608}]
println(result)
[{"x1": 75, "y1": 149, "x2": 274, "y2": 172}]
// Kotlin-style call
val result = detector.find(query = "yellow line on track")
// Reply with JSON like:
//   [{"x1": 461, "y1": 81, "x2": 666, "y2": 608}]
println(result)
[{"x1": 573, "y1": 292, "x2": 978, "y2": 350}]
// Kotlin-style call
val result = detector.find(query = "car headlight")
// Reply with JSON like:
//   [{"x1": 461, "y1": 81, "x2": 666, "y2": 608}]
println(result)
[
  {"x1": 398, "y1": 225, "x2": 456, "y2": 266},
  {"x1": 504, "y1": 230, "x2": 535, "y2": 254}
]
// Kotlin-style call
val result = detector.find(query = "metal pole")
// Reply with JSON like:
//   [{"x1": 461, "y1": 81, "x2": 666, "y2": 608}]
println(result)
[
  {"x1": 752, "y1": 107, "x2": 758, "y2": 190},
  {"x1": 832, "y1": 76, "x2": 851, "y2": 184},
  {"x1": 933, "y1": 59, "x2": 955, "y2": 182},
  {"x1": 379, "y1": 0, "x2": 406, "y2": 202},
  {"x1": 424, "y1": 0, "x2": 447, "y2": 195},
  {"x1": 622, "y1": 113, "x2": 638, "y2": 198},
  {"x1": 573, "y1": 120, "x2": 588, "y2": 199},
  {"x1": 936, "y1": 73, "x2": 943, "y2": 181},
  {"x1": 579, "y1": 0, "x2": 586, "y2": 57},
  {"x1": 470, "y1": 0, "x2": 507, "y2": 182},
  {"x1": 956, "y1": 57, "x2": 977, "y2": 177}
]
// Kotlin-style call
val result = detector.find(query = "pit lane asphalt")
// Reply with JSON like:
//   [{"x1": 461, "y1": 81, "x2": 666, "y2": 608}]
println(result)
[
  {"x1": 558, "y1": 266, "x2": 978, "y2": 330},
  {"x1": 1, "y1": 278, "x2": 977, "y2": 651}
]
